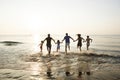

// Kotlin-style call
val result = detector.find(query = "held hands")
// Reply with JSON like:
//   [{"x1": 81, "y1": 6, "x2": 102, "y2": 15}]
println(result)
[
  {"x1": 83, "y1": 40, "x2": 86, "y2": 43},
  {"x1": 61, "y1": 41, "x2": 63, "y2": 43}
]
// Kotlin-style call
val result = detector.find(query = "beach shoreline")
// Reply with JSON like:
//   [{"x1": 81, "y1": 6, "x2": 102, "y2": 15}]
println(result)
[
  {"x1": 0, "y1": 69, "x2": 120, "y2": 80},
  {"x1": 0, "y1": 52, "x2": 120, "y2": 80}
]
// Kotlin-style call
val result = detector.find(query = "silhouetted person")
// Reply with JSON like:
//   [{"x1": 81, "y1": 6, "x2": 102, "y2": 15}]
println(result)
[
  {"x1": 86, "y1": 36, "x2": 92, "y2": 50},
  {"x1": 39, "y1": 41, "x2": 44, "y2": 52},
  {"x1": 62, "y1": 33, "x2": 74, "y2": 54},
  {"x1": 75, "y1": 34, "x2": 85, "y2": 51},
  {"x1": 43, "y1": 34, "x2": 55, "y2": 56},
  {"x1": 56, "y1": 40, "x2": 62, "y2": 52}
]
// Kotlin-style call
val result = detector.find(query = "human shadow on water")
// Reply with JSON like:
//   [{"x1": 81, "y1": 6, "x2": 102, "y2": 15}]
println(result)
[
  {"x1": 64, "y1": 59, "x2": 72, "y2": 76},
  {"x1": 77, "y1": 58, "x2": 91, "y2": 80},
  {"x1": 63, "y1": 57, "x2": 76, "y2": 80},
  {"x1": 46, "y1": 62, "x2": 56, "y2": 79}
]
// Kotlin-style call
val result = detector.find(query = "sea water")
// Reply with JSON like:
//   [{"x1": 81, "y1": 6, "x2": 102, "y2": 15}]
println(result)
[
  {"x1": 0, "y1": 34, "x2": 120, "y2": 79},
  {"x1": 0, "y1": 35, "x2": 120, "y2": 55},
  {"x1": 0, "y1": 35, "x2": 120, "y2": 65}
]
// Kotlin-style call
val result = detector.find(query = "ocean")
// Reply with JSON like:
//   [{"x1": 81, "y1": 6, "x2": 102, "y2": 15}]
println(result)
[
  {"x1": 0, "y1": 35, "x2": 120, "y2": 55},
  {"x1": 0, "y1": 34, "x2": 120, "y2": 80}
]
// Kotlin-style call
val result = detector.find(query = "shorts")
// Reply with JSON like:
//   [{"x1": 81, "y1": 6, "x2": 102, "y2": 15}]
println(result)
[
  {"x1": 87, "y1": 43, "x2": 90, "y2": 46},
  {"x1": 40, "y1": 46, "x2": 42, "y2": 49},
  {"x1": 65, "y1": 43, "x2": 70, "y2": 47},
  {"x1": 57, "y1": 45, "x2": 60, "y2": 49},
  {"x1": 46, "y1": 44, "x2": 51, "y2": 49},
  {"x1": 77, "y1": 42, "x2": 82, "y2": 47}
]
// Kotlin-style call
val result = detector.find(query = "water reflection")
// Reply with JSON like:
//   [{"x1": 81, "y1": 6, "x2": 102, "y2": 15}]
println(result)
[
  {"x1": 46, "y1": 62, "x2": 52, "y2": 78},
  {"x1": 33, "y1": 34, "x2": 41, "y2": 52},
  {"x1": 64, "y1": 56, "x2": 76, "y2": 77},
  {"x1": 30, "y1": 63, "x2": 41, "y2": 75},
  {"x1": 65, "y1": 59, "x2": 71, "y2": 76}
]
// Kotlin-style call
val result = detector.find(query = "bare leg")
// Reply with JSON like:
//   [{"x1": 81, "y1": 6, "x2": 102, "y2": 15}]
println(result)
[
  {"x1": 47, "y1": 46, "x2": 51, "y2": 56},
  {"x1": 80, "y1": 43, "x2": 82, "y2": 51},
  {"x1": 40, "y1": 47, "x2": 42, "y2": 52},
  {"x1": 57, "y1": 49, "x2": 58, "y2": 52},
  {"x1": 58, "y1": 48, "x2": 60, "y2": 52},
  {"x1": 87, "y1": 45, "x2": 89, "y2": 50},
  {"x1": 65, "y1": 45, "x2": 67, "y2": 54},
  {"x1": 80, "y1": 46, "x2": 81, "y2": 51},
  {"x1": 48, "y1": 48, "x2": 51, "y2": 56},
  {"x1": 56, "y1": 48, "x2": 58, "y2": 52},
  {"x1": 47, "y1": 47, "x2": 49, "y2": 52},
  {"x1": 68, "y1": 45, "x2": 70, "y2": 50}
]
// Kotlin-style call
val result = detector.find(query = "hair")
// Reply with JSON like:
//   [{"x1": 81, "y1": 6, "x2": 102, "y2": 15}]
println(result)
[
  {"x1": 66, "y1": 33, "x2": 68, "y2": 35},
  {"x1": 48, "y1": 34, "x2": 50, "y2": 37},
  {"x1": 77, "y1": 34, "x2": 81, "y2": 37}
]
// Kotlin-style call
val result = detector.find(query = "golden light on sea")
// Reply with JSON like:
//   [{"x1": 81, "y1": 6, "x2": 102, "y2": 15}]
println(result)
[{"x1": 32, "y1": 34, "x2": 40, "y2": 52}]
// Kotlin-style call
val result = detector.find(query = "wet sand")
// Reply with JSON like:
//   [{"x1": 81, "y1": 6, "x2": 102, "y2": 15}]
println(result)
[
  {"x1": 0, "y1": 52, "x2": 120, "y2": 80},
  {"x1": 0, "y1": 69, "x2": 120, "y2": 80}
]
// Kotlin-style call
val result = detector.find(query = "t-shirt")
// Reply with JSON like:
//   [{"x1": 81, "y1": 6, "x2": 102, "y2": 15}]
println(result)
[{"x1": 64, "y1": 36, "x2": 71, "y2": 43}]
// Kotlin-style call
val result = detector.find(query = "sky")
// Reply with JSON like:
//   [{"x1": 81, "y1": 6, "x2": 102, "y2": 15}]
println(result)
[{"x1": 0, "y1": 0, "x2": 120, "y2": 35}]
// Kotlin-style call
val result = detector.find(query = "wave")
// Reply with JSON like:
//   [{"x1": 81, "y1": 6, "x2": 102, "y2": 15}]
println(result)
[
  {"x1": 21, "y1": 52, "x2": 120, "y2": 66},
  {"x1": 80, "y1": 53, "x2": 120, "y2": 59},
  {"x1": 0, "y1": 41, "x2": 23, "y2": 46}
]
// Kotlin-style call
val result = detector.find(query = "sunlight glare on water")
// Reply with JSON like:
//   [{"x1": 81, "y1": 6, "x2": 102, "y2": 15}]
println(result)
[
  {"x1": 31, "y1": 63, "x2": 40, "y2": 75},
  {"x1": 32, "y1": 34, "x2": 41, "y2": 52}
]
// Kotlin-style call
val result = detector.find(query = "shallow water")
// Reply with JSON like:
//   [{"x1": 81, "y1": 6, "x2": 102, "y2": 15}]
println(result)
[{"x1": 0, "y1": 35, "x2": 120, "y2": 80}]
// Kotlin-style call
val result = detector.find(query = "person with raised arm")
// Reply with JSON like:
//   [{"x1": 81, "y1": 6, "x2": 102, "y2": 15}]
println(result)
[
  {"x1": 55, "y1": 40, "x2": 62, "y2": 52},
  {"x1": 62, "y1": 33, "x2": 74, "y2": 54},
  {"x1": 43, "y1": 34, "x2": 55, "y2": 56},
  {"x1": 74, "y1": 34, "x2": 85, "y2": 51},
  {"x1": 86, "y1": 35, "x2": 92, "y2": 50}
]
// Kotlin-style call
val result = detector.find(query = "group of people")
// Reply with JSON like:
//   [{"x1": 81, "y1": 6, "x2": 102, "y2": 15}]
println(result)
[{"x1": 39, "y1": 33, "x2": 92, "y2": 56}]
